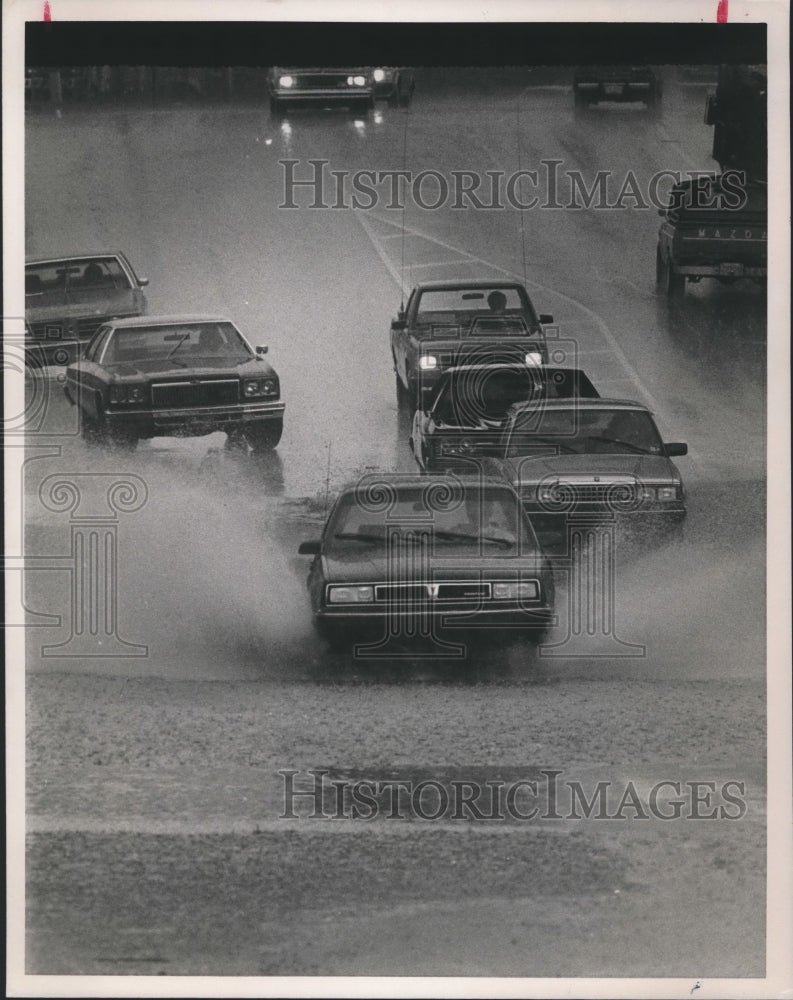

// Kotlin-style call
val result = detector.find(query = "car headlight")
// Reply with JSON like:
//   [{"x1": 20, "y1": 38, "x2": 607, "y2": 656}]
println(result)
[
  {"x1": 243, "y1": 378, "x2": 279, "y2": 398},
  {"x1": 328, "y1": 585, "x2": 374, "y2": 604},
  {"x1": 279, "y1": 75, "x2": 294, "y2": 88},
  {"x1": 419, "y1": 355, "x2": 438, "y2": 370},
  {"x1": 656, "y1": 486, "x2": 678, "y2": 501},
  {"x1": 373, "y1": 69, "x2": 385, "y2": 82},
  {"x1": 492, "y1": 581, "x2": 540, "y2": 601},
  {"x1": 109, "y1": 385, "x2": 146, "y2": 405},
  {"x1": 525, "y1": 351, "x2": 543, "y2": 366},
  {"x1": 347, "y1": 75, "x2": 367, "y2": 87}
]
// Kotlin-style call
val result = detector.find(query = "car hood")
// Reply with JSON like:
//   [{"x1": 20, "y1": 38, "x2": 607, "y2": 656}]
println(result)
[
  {"x1": 417, "y1": 334, "x2": 543, "y2": 350},
  {"x1": 498, "y1": 452, "x2": 680, "y2": 483},
  {"x1": 321, "y1": 548, "x2": 545, "y2": 584},
  {"x1": 76, "y1": 356, "x2": 277, "y2": 379}
]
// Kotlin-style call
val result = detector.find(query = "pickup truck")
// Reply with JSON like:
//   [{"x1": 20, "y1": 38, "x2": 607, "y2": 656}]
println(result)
[
  {"x1": 391, "y1": 280, "x2": 553, "y2": 408},
  {"x1": 656, "y1": 175, "x2": 767, "y2": 298}
]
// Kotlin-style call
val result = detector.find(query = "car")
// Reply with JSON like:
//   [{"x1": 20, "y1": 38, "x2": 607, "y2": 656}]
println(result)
[
  {"x1": 63, "y1": 315, "x2": 284, "y2": 451},
  {"x1": 25, "y1": 251, "x2": 149, "y2": 367},
  {"x1": 371, "y1": 67, "x2": 415, "y2": 106},
  {"x1": 298, "y1": 474, "x2": 555, "y2": 652},
  {"x1": 410, "y1": 364, "x2": 599, "y2": 474},
  {"x1": 268, "y1": 67, "x2": 375, "y2": 115},
  {"x1": 573, "y1": 65, "x2": 662, "y2": 114},
  {"x1": 391, "y1": 280, "x2": 553, "y2": 408},
  {"x1": 478, "y1": 398, "x2": 687, "y2": 536},
  {"x1": 656, "y1": 175, "x2": 767, "y2": 297}
]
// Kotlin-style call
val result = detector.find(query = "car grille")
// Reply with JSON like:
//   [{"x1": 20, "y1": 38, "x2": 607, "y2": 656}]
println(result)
[
  {"x1": 526, "y1": 483, "x2": 640, "y2": 508},
  {"x1": 151, "y1": 379, "x2": 240, "y2": 408},
  {"x1": 373, "y1": 582, "x2": 492, "y2": 603},
  {"x1": 298, "y1": 73, "x2": 359, "y2": 89}
]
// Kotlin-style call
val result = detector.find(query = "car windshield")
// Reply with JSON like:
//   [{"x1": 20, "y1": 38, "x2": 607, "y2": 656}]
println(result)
[
  {"x1": 25, "y1": 258, "x2": 132, "y2": 298},
  {"x1": 432, "y1": 370, "x2": 541, "y2": 426},
  {"x1": 415, "y1": 287, "x2": 535, "y2": 336},
  {"x1": 327, "y1": 486, "x2": 529, "y2": 554},
  {"x1": 505, "y1": 407, "x2": 664, "y2": 456},
  {"x1": 100, "y1": 322, "x2": 252, "y2": 364}
]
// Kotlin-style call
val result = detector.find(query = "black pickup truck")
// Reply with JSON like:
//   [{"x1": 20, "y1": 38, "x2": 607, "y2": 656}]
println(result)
[
  {"x1": 391, "y1": 280, "x2": 553, "y2": 408},
  {"x1": 656, "y1": 174, "x2": 767, "y2": 298}
]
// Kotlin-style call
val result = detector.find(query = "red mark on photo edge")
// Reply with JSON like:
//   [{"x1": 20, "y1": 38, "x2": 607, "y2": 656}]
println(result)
[
  {"x1": 717, "y1": 0, "x2": 729, "y2": 22},
  {"x1": 43, "y1": 1, "x2": 51, "y2": 21}
]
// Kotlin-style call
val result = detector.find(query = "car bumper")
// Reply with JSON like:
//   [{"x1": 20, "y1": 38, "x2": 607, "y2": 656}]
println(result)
[
  {"x1": 272, "y1": 88, "x2": 373, "y2": 103},
  {"x1": 314, "y1": 602, "x2": 555, "y2": 629},
  {"x1": 675, "y1": 262, "x2": 767, "y2": 278},
  {"x1": 104, "y1": 401, "x2": 285, "y2": 437},
  {"x1": 575, "y1": 81, "x2": 654, "y2": 101},
  {"x1": 523, "y1": 506, "x2": 686, "y2": 530}
]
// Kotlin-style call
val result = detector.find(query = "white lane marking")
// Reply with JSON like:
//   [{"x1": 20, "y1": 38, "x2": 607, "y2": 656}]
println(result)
[
  {"x1": 355, "y1": 209, "x2": 700, "y2": 460},
  {"x1": 653, "y1": 120, "x2": 704, "y2": 174},
  {"x1": 407, "y1": 260, "x2": 474, "y2": 270},
  {"x1": 356, "y1": 211, "x2": 404, "y2": 289}
]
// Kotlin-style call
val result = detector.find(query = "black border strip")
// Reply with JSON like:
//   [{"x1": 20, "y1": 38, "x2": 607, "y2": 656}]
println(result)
[{"x1": 26, "y1": 22, "x2": 766, "y2": 67}]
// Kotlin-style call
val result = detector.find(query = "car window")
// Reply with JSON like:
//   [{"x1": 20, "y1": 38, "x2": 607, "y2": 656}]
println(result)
[
  {"x1": 84, "y1": 326, "x2": 112, "y2": 362},
  {"x1": 505, "y1": 407, "x2": 664, "y2": 456},
  {"x1": 101, "y1": 322, "x2": 252, "y2": 364},
  {"x1": 26, "y1": 258, "x2": 132, "y2": 296},
  {"x1": 326, "y1": 486, "x2": 532, "y2": 554},
  {"x1": 416, "y1": 287, "x2": 527, "y2": 316}
]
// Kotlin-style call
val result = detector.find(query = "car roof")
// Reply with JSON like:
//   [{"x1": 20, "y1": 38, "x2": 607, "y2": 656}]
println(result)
[
  {"x1": 104, "y1": 314, "x2": 233, "y2": 329},
  {"x1": 412, "y1": 279, "x2": 527, "y2": 293},
  {"x1": 26, "y1": 251, "x2": 130, "y2": 266}
]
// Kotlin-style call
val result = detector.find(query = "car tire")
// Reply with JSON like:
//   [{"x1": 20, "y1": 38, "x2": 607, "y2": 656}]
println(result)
[
  {"x1": 397, "y1": 73, "x2": 415, "y2": 107},
  {"x1": 108, "y1": 428, "x2": 138, "y2": 452},
  {"x1": 314, "y1": 619, "x2": 348, "y2": 653},
  {"x1": 80, "y1": 410, "x2": 105, "y2": 446},
  {"x1": 657, "y1": 249, "x2": 685, "y2": 298},
  {"x1": 245, "y1": 419, "x2": 283, "y2": 452}
]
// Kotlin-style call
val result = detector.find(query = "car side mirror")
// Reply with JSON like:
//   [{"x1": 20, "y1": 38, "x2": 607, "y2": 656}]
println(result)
[
  {"x1": 138, "y1": 276, "x2": 150, "y2": 287},
  {"x1": 664, "y1": 442, "x2": 688, "y2": 457},
  {"x1": 538, "y1": 314, "x2": 554, "y2": 324},
  {"x1": 256, "y1": 345, "x2": 269, "y2": 355},
  {"x1": 298, "y1": 540, "x2": 321, "y2": 555},
  {"x1": 391, "y1": 319, "x2": 406, "y2": 330}
]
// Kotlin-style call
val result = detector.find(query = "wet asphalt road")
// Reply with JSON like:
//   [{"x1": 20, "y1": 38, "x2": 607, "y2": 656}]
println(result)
[{"x1": 20, "y1": 70, "x2": 767, "y2": 978}]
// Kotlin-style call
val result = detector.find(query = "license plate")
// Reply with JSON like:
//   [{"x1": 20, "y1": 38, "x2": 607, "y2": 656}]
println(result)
[
  {"x1": 719, "y1": 262, "x2": 744, "y2": 276},
  {"x1": 604, "y1": 83, "x2": 623, "y2": 96}
]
